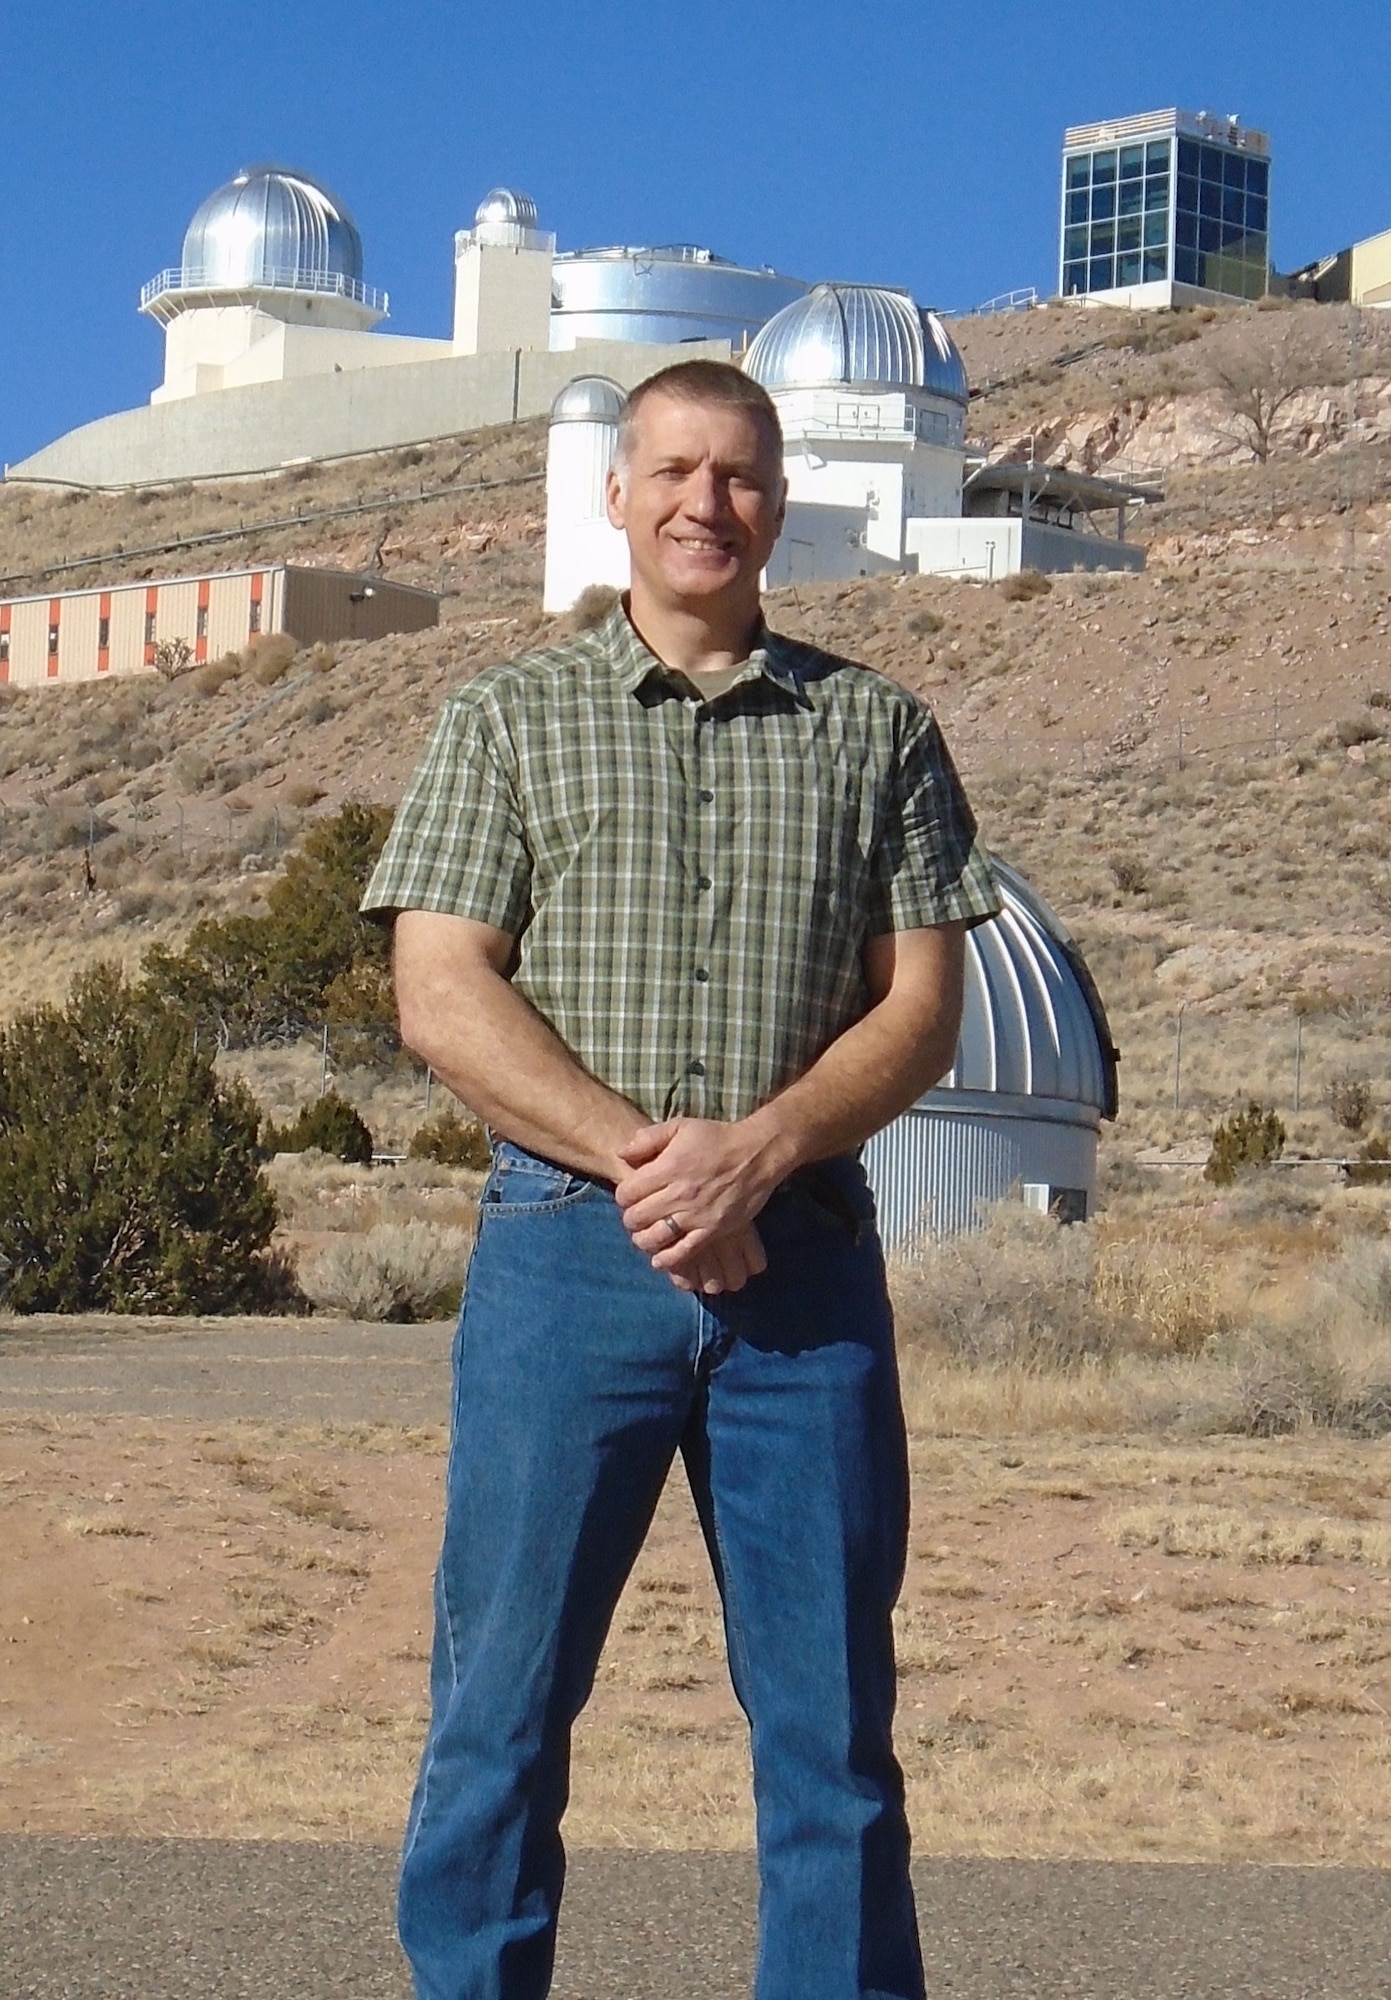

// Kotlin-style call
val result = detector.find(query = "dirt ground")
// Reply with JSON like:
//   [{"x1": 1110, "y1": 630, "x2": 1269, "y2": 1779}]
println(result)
[{"x1": 2, "y1": 1413, "x2": 1388, "y2": 1864}]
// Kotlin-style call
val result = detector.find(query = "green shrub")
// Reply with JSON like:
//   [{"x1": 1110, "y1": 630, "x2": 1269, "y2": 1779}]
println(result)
[
  {"x1": 0, "y1": 964, "x2": 283, "y2": 1313},
  {"x1": 142, "y1": 801, "x2": 395, "y2": 1045},
  {"x1": 264, "y1": 1090, "x2": 375, "y2": 1165},
  {"x1": 1205, "y1": 1100, "x2": 1286, "y2": 1186},
  {"x1": 408, "y1": 1104, "x2": 491, "y2": 1170}
]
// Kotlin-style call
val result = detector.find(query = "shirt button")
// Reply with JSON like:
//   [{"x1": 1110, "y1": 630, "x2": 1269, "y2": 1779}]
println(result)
[
  {"x1": 698, "y1": 788, "x2": 714, "y2": 803},
  {"x1": 694, "y1": 968, "x2": 710, "y2": 983},
  {"x1": 687, "y1": 1060, "x2": 705, "y2": 1076},
  {"x1": 695, "y1": 875, "x2": 712, "y2": 892}
]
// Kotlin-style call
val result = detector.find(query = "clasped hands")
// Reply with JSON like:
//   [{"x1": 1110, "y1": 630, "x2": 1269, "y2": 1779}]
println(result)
[{"x1": 614, "y1": 1115, "x2": 790, "y2": 1296}]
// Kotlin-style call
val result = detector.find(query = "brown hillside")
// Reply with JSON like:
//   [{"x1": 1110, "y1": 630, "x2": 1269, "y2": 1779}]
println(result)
[{"x1": 1, "y1": 301, "x2": 1388, "y2": 1168}]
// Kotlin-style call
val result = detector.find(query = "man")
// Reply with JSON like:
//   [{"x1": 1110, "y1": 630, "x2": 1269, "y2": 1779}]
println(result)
[{"x1": 362, "y1": 358, "x2": 999, "y2": 2000}]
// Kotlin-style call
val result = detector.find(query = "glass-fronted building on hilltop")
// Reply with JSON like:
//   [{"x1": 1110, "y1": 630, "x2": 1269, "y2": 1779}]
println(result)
[{"x1": 1060, "y1": 109, "x2": 1270, "y2": 310}]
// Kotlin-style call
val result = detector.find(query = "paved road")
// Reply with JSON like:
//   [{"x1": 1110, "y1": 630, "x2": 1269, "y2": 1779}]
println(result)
[
  {"x1": 4, "y1": 1323, "x2": 1388, "y2": 1996},
  {"x1": 3, "y1": 1840, "x2": 1388, "y2": 1999},
  {"x1": 0, "y1": 1316, "x2": 454, "y2": 1425}
]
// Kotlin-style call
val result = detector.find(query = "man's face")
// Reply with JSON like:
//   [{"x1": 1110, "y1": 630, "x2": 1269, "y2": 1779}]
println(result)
[{"x1": 605, "y1": 393, "x2": 785, "y2": 617}]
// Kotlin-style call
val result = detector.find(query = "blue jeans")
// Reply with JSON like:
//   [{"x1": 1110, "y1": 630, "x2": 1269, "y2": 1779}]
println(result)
[{"x1": 399, "y1": 1141, "x2": 924, "y2": 2000}]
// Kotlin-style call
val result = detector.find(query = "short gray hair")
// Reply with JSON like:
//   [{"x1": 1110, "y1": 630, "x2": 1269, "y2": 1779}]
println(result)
[{"x1": 614, "y1": 361, "x2": 784, "y2": 486}]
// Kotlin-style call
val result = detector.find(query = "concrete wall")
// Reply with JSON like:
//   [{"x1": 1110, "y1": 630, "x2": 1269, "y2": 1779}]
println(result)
[
  {"x1": 9, "y1": 338, "x2": 729, "y2": 489},
  {"x1": 453, "y1": 243, "x2": 554, "y2": 354},
  {"x1": 764, "y1": 501, "x2": 897, "y2": 586},
  {"x1": 905, "y1": 516, "x2": 1144, "y2": 579},
  {"x1": 155, "y1": 308, "x2": 450, "y2": 403}
]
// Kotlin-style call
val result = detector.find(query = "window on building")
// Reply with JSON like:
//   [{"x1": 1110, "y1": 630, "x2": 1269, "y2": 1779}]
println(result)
[
  {"x1": 249, "y1": 597, "x2": 262, "y2": 634},
  {"x1": 0, "y1": 632, "x2": 9, "y2": 664},
  {"x1": 48, "y1": 625, "x2": 59, "y2": 657},
  {"x1": 144, "y1": 611, "x2": 156, "y2": 646},
  {"x1": 196, "y1": 604, "x2": 208, "y2": 639},
  {"x1": 98, "y1": 617, "x2": 110, "y2": 650}
]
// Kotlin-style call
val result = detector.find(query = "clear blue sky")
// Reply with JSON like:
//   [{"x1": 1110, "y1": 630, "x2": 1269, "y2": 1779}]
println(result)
[{"x1": 2, "y1": 0, "x2": 1388, "y2": 468}]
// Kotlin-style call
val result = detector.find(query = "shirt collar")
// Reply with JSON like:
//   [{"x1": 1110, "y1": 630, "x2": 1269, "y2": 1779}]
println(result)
[{"x1": 592, "y1": 599, "x2": 812, "y2": 708}]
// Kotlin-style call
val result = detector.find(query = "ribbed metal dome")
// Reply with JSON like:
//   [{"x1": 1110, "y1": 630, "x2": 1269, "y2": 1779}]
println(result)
[
  {"x1": 944, "y1": 860, "x2": 1118, "y2": 1115},
  {"x1": 744, "y1": 283, "x2": 969, "y2": 404},
  {"x1": 550, "y1": 376, "x2": 626, "y2": 424},
  {"x1": 181, "y1": 165, "x2": 364, "y2": 290},
  {"x1": 475, "y1": 187, "x2": 539, "y2": 229}
]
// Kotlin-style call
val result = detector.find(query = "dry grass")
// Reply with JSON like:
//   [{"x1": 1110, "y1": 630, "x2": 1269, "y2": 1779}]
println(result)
[
  {"x1": 298, "y1": 1218, "x2": 472, "y2": 1321},
  {"x1": 1107, "y1": 1505, "x2": 1391, "y2": 1567}
]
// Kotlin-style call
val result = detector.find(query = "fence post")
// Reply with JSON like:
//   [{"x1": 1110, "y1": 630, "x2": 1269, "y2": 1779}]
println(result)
[
  {"x1": 1176, "y1": 719, "x2": 1184, "y2": 772},
  {"x1": 424, "y1": 1066, "x2": 434, "y2": 1117},
  {"x1": 1294, "y1": 1012, "x2": 1303, "y2": 1114},
  {"x1": 1173, "y1": 1007, "x2": 1185, "y2": 1113},
  {"x1": 319, "y1": 1022, "x2": 330, "y2": 1098},
  {"x1": 272, "y1": 806, "x2": 281, "y2": 857}
]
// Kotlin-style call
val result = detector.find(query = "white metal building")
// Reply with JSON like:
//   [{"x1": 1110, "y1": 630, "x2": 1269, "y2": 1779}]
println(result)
[{"x1": 863, "y1": 861, "x2": 1119, "y2": 1253}]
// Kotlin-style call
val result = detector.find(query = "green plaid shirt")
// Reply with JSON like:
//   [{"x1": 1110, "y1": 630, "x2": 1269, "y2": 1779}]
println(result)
[{"x1": 363, "y1": 602, "x2": 999, "y2": 1124}]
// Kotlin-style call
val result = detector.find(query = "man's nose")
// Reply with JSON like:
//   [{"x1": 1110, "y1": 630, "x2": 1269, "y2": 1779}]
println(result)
[{"x1": 684, "y1": 467, "x2": 724, "y2": 518}]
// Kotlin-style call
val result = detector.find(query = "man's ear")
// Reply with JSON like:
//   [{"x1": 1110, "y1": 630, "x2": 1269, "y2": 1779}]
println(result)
[{"x1": 605, "y1": 463, "x2": 626, "y2": 530}]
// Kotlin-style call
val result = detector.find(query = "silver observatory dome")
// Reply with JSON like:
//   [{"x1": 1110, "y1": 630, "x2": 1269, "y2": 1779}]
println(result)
[
  {"x1": 475, "y1": 187, "x2": 539, "y2": 230},
  {"x1": 550, "y1": 376, "x2": 626, "y2": 424},
  {"x1": 141, "y1": 164, "x2": 386, "y2": 318},
  {"x1": 745, "y1": 283, "x2": 969, "y2": 404}
]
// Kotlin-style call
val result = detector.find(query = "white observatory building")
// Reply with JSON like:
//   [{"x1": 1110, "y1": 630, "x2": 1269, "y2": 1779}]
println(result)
[
  {"x1": 541, "y1": 280, "x2": 1150, "y2": 609},
  {"x1": 864, "y1": 861, "x2": 1120, "y2": 1251},
  {"x1": 139, "y1": 165, "x2": 445, "y2": 404}
]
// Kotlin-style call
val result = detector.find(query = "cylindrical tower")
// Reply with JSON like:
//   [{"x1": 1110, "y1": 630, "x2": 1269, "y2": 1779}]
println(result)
[{"x1": 543, "y1": 377, "x2": 631, "y2": 615}]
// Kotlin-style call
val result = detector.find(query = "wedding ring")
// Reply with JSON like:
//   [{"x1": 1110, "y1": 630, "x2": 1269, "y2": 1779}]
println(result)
[{"x1": 662, "y1": 1215, "x2": 684, "y2": 1241}]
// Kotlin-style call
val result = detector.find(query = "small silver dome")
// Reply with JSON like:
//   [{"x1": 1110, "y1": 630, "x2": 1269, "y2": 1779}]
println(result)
[
  {"x1": 475, "y1": 187, "x2": 539, "y2": 230},
  {"x1": 948, "y1": 860, "x2": 1118, "y2": 1115},
  {"x1": 181, "y1": 164, "x2": 364, "y2": 290},
  {"x1": 550, "y1": 376, "x2": 626, "y2": 424},
  {"x1": 745, "y1": 283, "x2": 969, "y2": 404}
]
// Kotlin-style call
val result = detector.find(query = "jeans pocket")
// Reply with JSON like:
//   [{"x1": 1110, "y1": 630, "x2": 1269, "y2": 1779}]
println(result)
[{"x1": 480, "y1": 1143, "x2": 600, "y2": 1217}]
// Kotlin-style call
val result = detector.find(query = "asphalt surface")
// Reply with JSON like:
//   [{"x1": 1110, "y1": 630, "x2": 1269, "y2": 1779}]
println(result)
[
  {"x1": 3, "y1": 1320, "x2": 1388, "y2": 1997},
  {"x1": 0, "y1": 1315, "x2": 454, "y2": 1425},
  {"x1": 3, "y1": 1841, "x2": 1389, "y2": 1999}
]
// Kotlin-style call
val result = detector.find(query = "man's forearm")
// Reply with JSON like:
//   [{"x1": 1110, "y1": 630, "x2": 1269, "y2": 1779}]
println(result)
[
  {"x1": 394, "y1": 920, "x2": 646, "y2": 1182},
  {"x1": 742, "y1": 982, "x2": 959, "y2": 1178}
]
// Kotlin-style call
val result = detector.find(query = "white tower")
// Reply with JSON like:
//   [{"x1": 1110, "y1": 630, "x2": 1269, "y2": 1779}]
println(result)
[
  {"x1": 543, "y1": 377, "x2": 630, "y2": 615},
  {"x1": 453, "y1": 189, "x2": 556, "y2": 356},
  {"x1": 140, "y1": 165, "x2": 388, "y2": 404}
]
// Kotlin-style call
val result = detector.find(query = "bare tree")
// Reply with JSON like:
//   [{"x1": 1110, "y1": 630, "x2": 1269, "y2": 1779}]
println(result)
[{"x1": 1205, "y1": 314, "x2": 1345, "y2": 464}]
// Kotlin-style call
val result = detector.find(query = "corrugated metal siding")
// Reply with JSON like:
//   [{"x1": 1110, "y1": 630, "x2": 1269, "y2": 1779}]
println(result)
[{"x1": 865, "y1": 1105, "x2": 1101, "y2": 1258}]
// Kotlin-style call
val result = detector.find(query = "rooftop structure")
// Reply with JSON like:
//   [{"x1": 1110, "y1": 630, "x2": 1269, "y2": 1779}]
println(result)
[
  {"x1": 550, "y1": 243, "x2": 806, "y2": 350},
  {"x1": 744, "y1": 283, "x2": 968, "y2": 402},
  {"x1": 1060, "y1": 108, "x2": 1270, "y2": 311},
  {"x1": 864, "y1": 860, "x2": 1119, "y2": 1249},
  {"x1": 140, "y1": 165, "x2": 386, "y2": 325}
]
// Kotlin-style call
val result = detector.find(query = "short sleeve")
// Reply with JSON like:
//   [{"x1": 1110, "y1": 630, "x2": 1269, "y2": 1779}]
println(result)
[
  {"x1": 864, "y1": 702, "x2": 1001, "y2": 934},
  {"x1": 360, "y1": 695, "x2": 532, "y2": 934}
]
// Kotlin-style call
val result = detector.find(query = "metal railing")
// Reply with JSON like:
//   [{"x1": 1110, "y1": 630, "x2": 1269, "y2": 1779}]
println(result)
[
  {"x1": 945, "y1": 287, "x2": 1040, "y2": 319},
  {"x1": 139, "y1": 266, "x2": 388, "y2": 314}
]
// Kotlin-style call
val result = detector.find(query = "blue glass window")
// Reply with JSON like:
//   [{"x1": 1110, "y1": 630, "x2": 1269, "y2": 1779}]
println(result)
[
  {"x1": 1117, "y1": 216, "x2": 1142, "y2": 253},
  {"x1": 1222, "y1": 184, "x2": 1245, "y2": 225},
  {"x1": 1246, "y1": 195, "x2": 1267, "y2": 233},
  {"x1": 1064, "y1": 225, "x2": 1088, "y2": 261},
  {"x1": 1091, "y1": 182, "x2": 1116, "y2": 220},
  {"x1": 1067, "y1": 188, "x2": 1089, "y2": 224},
  {"x1": 1199, "y1": 215, "x2": 1223, "y2": 253},
  {"x1": 1177, "y1": 174, "x2": 1200, "y2": 214},
  {"x1": 1177, "y1": 138, "x2": 1202, "y2": 177},
  {"x1": 1089, "y1": 254, "x2": 1114, "y2": 289},
  {"x1": 1199, "y1": 144, "x2": 1223, "y2": 182},
  {"x1": 1143, "y1": 210, "x2": 1168, "y2": 248},
  {"x1": 1246, "y1": 157, "x2": 1269, "y2": 198},
  {"x1": 1066, "y1": 154, "x2": 1090, "y2": 189},
  {"x1": 1222, "y1": 149, "x2": 1246, "y2": 186},
  {"x1": 1147, "y1": 139, "x2": 1171, "y2": 170},
  {"x1": 1091, "y1": 221, "x2": 1115, "y2": 255},
  {"x1": 1118, "y1": 179, "x2": 1144, "y2": 217},
  {"x1": 1199, "y1": 179, "x2": 1222, "y2": 219},
  {"x1": 1145, "y1": 174, "x2": 1170, "y2": 211},
  {"x1": 1174, "y1": 247, "x2": 1199, "y2": 285},
  {"x1": 1175, "y1": 210, "x2": 1198, "y2": 249},
  {"x1": 1117, "y1": 252, "x2": 1142, "y2": 286},
  {"x1": 1119, "y1": 144, "x2": 1145, "y2": 178},
  {"x1": 1063, "y1": 260, "x2": 1087, "y2": 295},
  {"x1": 1092, "y1": 149, "x2": 1117, "y2": 182},
  {"x1": 1143, "y1": 249, "x2": 1169, "y2": 283}
]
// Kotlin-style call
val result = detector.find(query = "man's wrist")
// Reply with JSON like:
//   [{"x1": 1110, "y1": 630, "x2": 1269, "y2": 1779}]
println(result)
[{"x1": 738, "y1": 1105, "x2": 806, "y2": 1189}]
